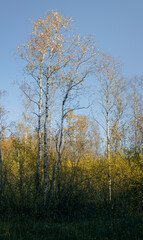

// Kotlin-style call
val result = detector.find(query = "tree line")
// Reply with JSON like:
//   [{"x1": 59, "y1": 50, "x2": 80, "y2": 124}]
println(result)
[{"x1": 0, "y1": 10, "x2": 143, "y2": 219}]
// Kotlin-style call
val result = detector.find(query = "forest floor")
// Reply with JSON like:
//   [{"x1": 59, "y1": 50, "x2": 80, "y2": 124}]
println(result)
[{"x1": 0, "y1": 214, "x2": 143, "y2": 240}]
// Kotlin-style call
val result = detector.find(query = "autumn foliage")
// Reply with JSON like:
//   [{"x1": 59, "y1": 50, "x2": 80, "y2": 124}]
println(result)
[{"x1": 0, "y1": 11, "x2": 143, "y2": 223}]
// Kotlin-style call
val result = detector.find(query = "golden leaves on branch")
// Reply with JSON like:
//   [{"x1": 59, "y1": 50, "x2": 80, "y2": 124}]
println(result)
[
  {"x1": 17, "y1": 9, "x2": 98, "y2": 97},
  {"x1": 18, "y1": 10, "x2": 73, "y2": 68}
]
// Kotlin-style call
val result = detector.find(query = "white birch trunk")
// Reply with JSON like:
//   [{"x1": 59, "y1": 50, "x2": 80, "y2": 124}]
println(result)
[
  {"x1": 36, "y1": 56, "x2": 44, "y2": 195},
  {"x1": 106, "y1": 87, "x2": 112, "y2": 203},
  {"x1": 43, "y1": 50, "x2": 52, "y2": 207},
  {"x1": 43, "y1": 81, "x2": 49, "y2": 207}
]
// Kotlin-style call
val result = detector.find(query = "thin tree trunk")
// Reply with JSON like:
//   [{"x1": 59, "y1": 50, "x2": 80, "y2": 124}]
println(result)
[
  {"x1": 107, "y1": 115, "x2": 111, "y2": 202},
  {"x1": 134, "y1": 87, "x2": 138, "y2": 149},
  {"x1": 43, "y1": 81, "x2": 49, "y2": 207},
  {"x1": 36, "y1": 86, "x2": 42, "y2": 193},
  {"x1": 48, "y1": 151, "x2": 62, "y2": 208},
  {"x1": 43, "y1": 50, "x2": 52, "y2": 207},
  {"x1": 106, "y1": 88, "x2": 112, "y2": 203},
  {"x1": 18, "y1": 150, "x2": 24, "y2": 207},
  {"x1": 36, "y1": 56, "x2": 44, "y2": 197},
  {"x1": 24, "y1": 111, "x2": 28, "y2": 161},
  {"x1": 48, "y1": 102, "x2": 64, "y2": 208}
]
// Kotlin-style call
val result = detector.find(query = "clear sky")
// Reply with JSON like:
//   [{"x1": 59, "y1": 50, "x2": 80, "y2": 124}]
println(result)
[{"x1": 0, "y1": 0, "x2": 143, "y2": 123}]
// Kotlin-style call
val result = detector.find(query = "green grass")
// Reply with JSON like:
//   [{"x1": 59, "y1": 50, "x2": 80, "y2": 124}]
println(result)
[{"x1": 0, "y1": 215, "x2": 143, "y2": 240}]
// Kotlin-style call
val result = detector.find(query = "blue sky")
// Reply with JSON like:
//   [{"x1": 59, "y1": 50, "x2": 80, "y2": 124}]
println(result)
[{"x1": 0, "y1": 0, "x2": 143, "y2": 123}]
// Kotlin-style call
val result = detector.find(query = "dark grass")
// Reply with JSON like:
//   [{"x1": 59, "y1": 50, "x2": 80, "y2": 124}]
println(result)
[{"x1": 0, "y1": 214, "x2": 143, "y2": 240}]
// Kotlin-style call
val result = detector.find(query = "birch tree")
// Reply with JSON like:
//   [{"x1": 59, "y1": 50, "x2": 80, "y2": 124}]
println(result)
[
  {"x1": 18, "y1": 10, "x2": 100, "y2": 209},
  {"x1": 18, "y1": 10, "x2": 73, "y2": 206},
  {"x1": 97, "y1": 54, "x2": 125, "y2": 202},
  {"x1": 48, "y1": 35, "x2": 98, "y2": 207},
  {"x1": 18, "y1": 10, "x2": 99, "y2": 208}
]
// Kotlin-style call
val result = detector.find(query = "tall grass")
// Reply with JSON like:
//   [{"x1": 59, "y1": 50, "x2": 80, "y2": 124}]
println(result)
[{"x1": 0, "y1": 214, "x2": 143, "y2": 240}]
